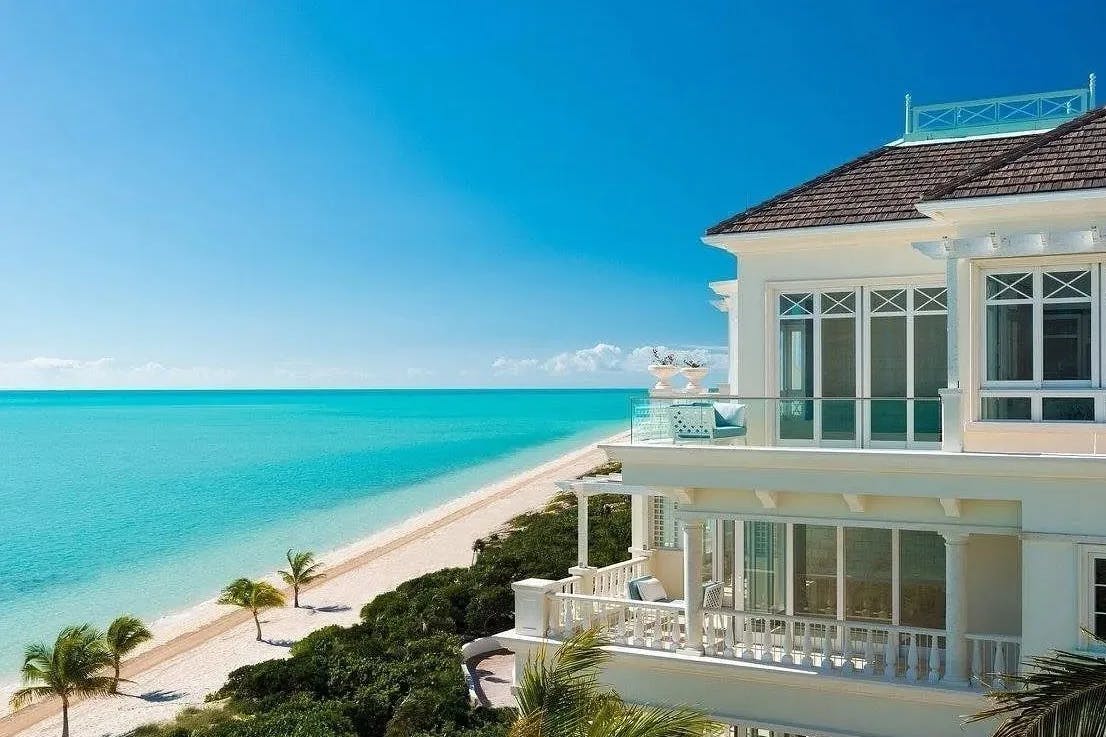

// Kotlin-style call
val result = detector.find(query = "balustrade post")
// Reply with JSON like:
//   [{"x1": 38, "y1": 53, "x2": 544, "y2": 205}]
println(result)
[
  {"x1": 942, "y1": 531, "x2": 970, "y2": 683},
  {"x1": 568, "y1": 566, "x2": 596, "y2": 596},
  {"x1": 680, "y1": 518, "x2": 706, "y2": 655},
  {"x1": 576, "y1": 491, "x2": 589, "y2": 567},
  {"x1": 780, "y1": 620, "x2": 795, "y2": 665},
  {"x1": 883, "y1": 632, "x2": 898, "y2": 680},
  {"x1": 906, "y1": 633, "x2": 919, "y2": 681},
  {"x1": 512, "y1": 579, "x2": 557, "y2": 637},
  {"x1": 993, "y1": 642, "x2": 1008, "y2": 690},
  {"x1": 800, "y1": 623, "x2": 813, "y2": 667}
]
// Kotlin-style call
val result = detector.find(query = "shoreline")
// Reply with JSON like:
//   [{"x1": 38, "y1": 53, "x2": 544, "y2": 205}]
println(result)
[{"x1": 0, "y1": 430, "x2": 626, "y2": 737}]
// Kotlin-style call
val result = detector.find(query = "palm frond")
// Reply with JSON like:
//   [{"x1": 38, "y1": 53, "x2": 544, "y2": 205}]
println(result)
[
  {"x1": 218, "y1": 578, "x2": 286, "y2": 610},
  {"x1": 279, "y1": 549, "x2": 325, "y2": 586},
  {"x1": 591, "y1": 702, "x2": 715, "y2": 737},
  {"x1": 106, "y1": 615, "x2": 152, "y2": 656},
  {"x1": 9, "y1": 685, "x2": 55, "y2": 709},
  {"x1": 967, "y1": 647, "x2": 1106, "y2": 737}
]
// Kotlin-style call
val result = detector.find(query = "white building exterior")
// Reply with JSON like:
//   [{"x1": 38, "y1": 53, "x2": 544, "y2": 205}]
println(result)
[{"x1": 498, "y1": 81, "x2": 1106, "y2": 737}]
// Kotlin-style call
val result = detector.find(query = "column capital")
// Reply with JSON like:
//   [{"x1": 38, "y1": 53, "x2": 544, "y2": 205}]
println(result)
[{"x1": 941, "y1": 530, "x2": 970, "y2": 546}]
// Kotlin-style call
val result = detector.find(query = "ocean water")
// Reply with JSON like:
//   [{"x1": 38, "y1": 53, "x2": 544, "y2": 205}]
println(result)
[{"x1": 0, "y1": 389, "x2": 636, "y2": 677}]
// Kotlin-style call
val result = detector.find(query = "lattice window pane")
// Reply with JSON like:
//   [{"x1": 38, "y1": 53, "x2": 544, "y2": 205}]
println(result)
[
  {"x1": 914, "y1": 287, "x2": 947, "y2": 312},
  {"x1": 1043, "y1": 270, "x2": 1091, "y2": 300},
  {"x1": 871, "y1": 289, "x2": 907, "y2": 314},
  {"x1": 820, "y1": 291, "x2": 855, "y2": 315},
  {"x1": 779, "y1": 293, "x2": 813, "y2": 317},
  {"x1": 987, "y1": 272, "x2": 1033, "y2": 300},
  {"x1": 651, "y1": 496, "x2": 682, "y2": 549}
]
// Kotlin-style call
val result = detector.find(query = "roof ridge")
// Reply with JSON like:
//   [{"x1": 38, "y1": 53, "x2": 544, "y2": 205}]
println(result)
[
  {"x1": 703, "y1": 145, "x2": 890, "y2": 236},
  {"x1": 919, "y1": 106, "x2": 1106, "y2": 202}
]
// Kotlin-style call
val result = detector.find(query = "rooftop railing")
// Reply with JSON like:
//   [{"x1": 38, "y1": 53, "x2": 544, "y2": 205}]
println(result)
[
  {"x1": 903, "y1": 75, "x2": 1096, "y2": 141},
  {"x1": 630, "y1": 396, "x2": 942, "y2": 449}
]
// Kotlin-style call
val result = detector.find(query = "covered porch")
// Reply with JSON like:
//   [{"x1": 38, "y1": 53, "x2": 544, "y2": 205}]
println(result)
[{"x1": 514, "y1": 479, "x2": 1022, "y2": 690}]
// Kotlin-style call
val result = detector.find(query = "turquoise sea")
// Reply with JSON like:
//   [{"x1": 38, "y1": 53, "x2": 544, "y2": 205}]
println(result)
[{"x1": 0, "y1": 389, "x2": 636, "y2": 677}]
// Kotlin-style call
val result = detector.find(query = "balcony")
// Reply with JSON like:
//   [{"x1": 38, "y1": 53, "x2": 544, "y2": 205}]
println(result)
[
  {"x1": 513, "y1": 555, "x2": 1020, "y2": 692},
  {"x1": 630, "y1": 396, "x2": 942, "y2": 449}
]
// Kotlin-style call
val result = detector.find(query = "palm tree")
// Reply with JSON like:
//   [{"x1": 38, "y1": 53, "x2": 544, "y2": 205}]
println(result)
[
  {"x1": 104, "y1": 615, "x2": 152, "y2": 694},
  {"x1": 511, "y1": 628, "x2": 713, "y2": 737},
  {"x1": 967, "y1": 639, "x2": 1106, "y2": 737},
  {"x1": 277, "y1": 549, "x2": 325, "y2": 608},
  {"x1": 217, "y1": 577, "x2": 286, "y2": 641},
  {"x1": 10, "y1": 624, "x2": 116, "y2": 737}
]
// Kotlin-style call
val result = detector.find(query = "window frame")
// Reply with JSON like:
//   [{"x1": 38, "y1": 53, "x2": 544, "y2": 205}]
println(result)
[
  {"x1": 978, "y1": 261, "x2": 1102, "y2": 423},
  {"x1": 1078, "y1": 544, "x2": 1106, "y2": 650}
]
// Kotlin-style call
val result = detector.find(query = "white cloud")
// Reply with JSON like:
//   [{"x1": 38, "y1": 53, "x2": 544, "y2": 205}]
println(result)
[{"x1": 490, "y1": 343, "x2": 727, "y2": 380}]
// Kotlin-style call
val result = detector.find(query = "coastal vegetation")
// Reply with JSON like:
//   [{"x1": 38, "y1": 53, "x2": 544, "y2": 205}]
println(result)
[
  {"x1": 217, "y1": 579, "x2": 287, "y2": 642},
  {"x1": 105, "y1": 616, "x2": 153, "y2": 694},
  {"x1": 125, "y1": 466, "x2": 634, "y2": 737},
  {"x1": 278, "y1": 549, "x2": 325, "y2": 609},
  {"x1": 10, "y1": 624, "x2": 117, "y2": 737},
  {"x1": 511, "y1": 628, "x2": 711, "y2": 737}
]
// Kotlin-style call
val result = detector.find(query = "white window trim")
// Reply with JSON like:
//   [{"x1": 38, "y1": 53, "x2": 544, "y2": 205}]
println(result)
[
  {"x1": 978, "y1": 261, "x2": 1101, "y2": 422},
  {"x1": 769, "y1": 276, "x2": 946, "y2": 449},
  {"x1": 1078, "y1": 544, "x2": 1106, "y2": 650}
]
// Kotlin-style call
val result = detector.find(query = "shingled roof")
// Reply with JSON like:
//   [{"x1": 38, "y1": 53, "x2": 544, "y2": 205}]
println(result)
[
  {"x1": 924, "y1": 106, "x2": 1106, "y2": 200},
  {"x1": 705, "y1": 107, "x2": 1106, "y2": 236}
]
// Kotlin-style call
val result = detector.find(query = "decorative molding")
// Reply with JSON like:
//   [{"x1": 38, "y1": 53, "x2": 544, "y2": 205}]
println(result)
[
  {"x1": 842, "y1": 493, "x2": 866, "y2": 513},
  {"x1": 939, "y1": 498, "x2": 962, "y2": 518},
  {"x1": 754, "y1": 490, "x2": 779, "y2": 509}
]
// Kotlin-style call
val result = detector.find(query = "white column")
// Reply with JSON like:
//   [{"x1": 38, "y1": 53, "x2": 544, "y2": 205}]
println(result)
[
  {"x1": 941, "y1": 256, "x2": 965, "y2": 451},
  {"x1": 577, "y1": 490, "x2": 589, "y2": 567},
  {"x1": 942, "y1": 531, "x2": 970, "y2": 683},
  {"x1": 681, "y1": 518, "x2": 706, "y2": 654},
  {"x1": 630, "y1": 495, "x2": 647, "y2": 555},
  {"x1": 513, "y1": 579, "x2": 556, "y2": 637}
]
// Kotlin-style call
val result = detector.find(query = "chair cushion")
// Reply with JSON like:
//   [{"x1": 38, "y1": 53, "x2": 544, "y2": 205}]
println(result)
[
  {"x1": 712, "y1": 425, "x2": 747, "y2": 439},
  {"x1": 636, "y1": 577, "x2": 669, "y2": 603},
  {"x1": 713, "y1": 402, "x2": 747, "y2": 428},
  {"x1": 627, "y1": 575, "x2": 653, "y2": 601}
]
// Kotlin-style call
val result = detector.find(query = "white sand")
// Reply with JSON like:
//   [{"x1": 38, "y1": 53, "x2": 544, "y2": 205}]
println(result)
[{"x1": 0, "y1": 432, "x2": 624, "y2": 737}]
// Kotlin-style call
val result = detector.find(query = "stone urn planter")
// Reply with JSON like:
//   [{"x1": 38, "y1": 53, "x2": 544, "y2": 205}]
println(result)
[
  {"x1": 648, "y1": 364, "x2": 680, "y2": 393},
  {"x1": 681, "y1": 366, "x2": 709, "y2": 394}
]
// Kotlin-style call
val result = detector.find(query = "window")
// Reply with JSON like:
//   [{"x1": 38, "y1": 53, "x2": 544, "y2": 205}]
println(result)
[
  {"x1": 844, "y1": 528, "x2": 892, "y2": 622},
  {"x1": 982, "y1": 266, "x2": 1099, "y2": 422},
  {"x1": 899, "y1": 530, "x2": 946, "y2": 628},
  {"x1": 744, "y1": 521, "x2": 786, "y2": 614},
  {"x1": 650, "y1": 496, "x2": 682, "y2": 549},
  {"x1": 793, "y1": 524, "x2": 837, "y2": 617}
]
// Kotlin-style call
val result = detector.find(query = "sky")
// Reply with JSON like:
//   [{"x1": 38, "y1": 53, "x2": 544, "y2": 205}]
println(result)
[{"x1": 0, "y1": 1, "x2": 1103, "y2": 389}]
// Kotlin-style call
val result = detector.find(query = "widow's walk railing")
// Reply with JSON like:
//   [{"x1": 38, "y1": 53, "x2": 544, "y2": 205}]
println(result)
[{"x1": 630, "y1": 396, "x2": 942, "y2": 449}]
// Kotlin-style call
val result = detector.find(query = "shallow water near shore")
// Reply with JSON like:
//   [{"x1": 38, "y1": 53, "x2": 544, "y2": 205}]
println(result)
[{"x1": 0, "y1": 389, "x2": 635, "y2": 677}]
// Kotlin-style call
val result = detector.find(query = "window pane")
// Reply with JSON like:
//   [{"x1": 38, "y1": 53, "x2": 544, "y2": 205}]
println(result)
[
  {"x1": 793, "y1": 524, "x2": 837, "y2": 617},
  {"x1": 872, "y1": 289, "x2": 907, "y2": 313},
  {"x1": 1043, "y1": 270, "x2": 1091, "y2": 299},
  {"x1": 987, "y1": 304, "x2": 1033, "y2": 381},
  {"x1": 744, "y1": 522, "x2": 786, "y2": 614},
  {"x1": 1096, "y1": 614, "x2": 1106, "y2": 640},
  {"x1": 900, "y1": 531, "x2": 946, "y2": 628},
  {"x1": 987, "y1": 272, "x2": 1034, "y2": 300},
  {"x1": 871, "y1": 315, "x2": 907, "y2": 441},
  {"x1": 981, "y1": 397, "x2": 1031, "y2": 420},
  {"x1": 1043, "y1": 398, "x2": 1095, "y2": 422},
  {"x1": 779, "y1": 319, "x2": 814, "y2": 440},
  {"x1": 914, "y1": 314, "x2": 947, "y2": 442},
  {"x1": 821, "y1": 317, "x2": 856, "y2": 441},
  {"x1": 820, "y1": 291, "x2": 855, "y2": 315},
  {"x1": 722, "y1": 521, "x2": 735, "y2": 607},
  {"x1": 914, "y1": 287, "x2": 947, "y2": 312},
  {"x1": 780, "y1": 293, "x2": 813, "y2": 316},
  {"x1": 845, "y1": 528, "x2": 892, "y2": 622},
  {"x1": 1043, "y1": 303, "x2": 1092, "y2": 381},
  {"x1": 1096, "y1": 558, "x2": 1106, "y2": 585}
]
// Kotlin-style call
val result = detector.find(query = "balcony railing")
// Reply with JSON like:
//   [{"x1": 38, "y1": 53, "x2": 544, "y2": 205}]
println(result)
[{"x1": 630, "y1": 396, "x2": 942, "y2": 448}]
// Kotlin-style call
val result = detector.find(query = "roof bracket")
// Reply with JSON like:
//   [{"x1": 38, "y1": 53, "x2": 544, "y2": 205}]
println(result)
[
  {"x1": 842, "y1": 494, "x2": 866, "y2": 513},
  {"x1": 939, "y1": 498, "x2": 962, "y2": 518},
  {"x1": 754, "y1": 490, "x2": 778, "y2": 509}
]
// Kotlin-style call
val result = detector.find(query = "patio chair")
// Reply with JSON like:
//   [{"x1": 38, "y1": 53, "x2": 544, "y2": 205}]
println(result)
[{"x1": 670, "y1": 402, "x2": 747, "y2": 444}]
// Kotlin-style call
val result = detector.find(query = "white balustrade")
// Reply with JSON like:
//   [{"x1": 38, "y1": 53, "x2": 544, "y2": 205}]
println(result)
[
  {"x1": 591, "y1": 557, "x2": 649, "y2": 598},
  {"x1": 967, "y1": 634, "x2": 1022, "y2": 689},
  {"x1": 549, "y1": 592, "x2": 686, "y2": 651}
]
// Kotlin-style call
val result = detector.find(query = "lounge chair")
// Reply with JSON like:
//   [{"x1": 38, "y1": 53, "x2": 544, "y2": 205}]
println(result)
[{"x1": 669, "y1": 402, "x2": 747, "y2": 444}]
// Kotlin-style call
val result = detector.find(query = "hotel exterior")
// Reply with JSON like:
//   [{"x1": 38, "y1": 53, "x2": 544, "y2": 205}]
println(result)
[{"x1": 498, "y1": 78, "x2": 1106, "y2": 737}]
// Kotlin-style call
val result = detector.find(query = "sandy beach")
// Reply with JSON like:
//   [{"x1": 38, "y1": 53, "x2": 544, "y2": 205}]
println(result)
[{"x1": 0, "y1": 431, "x2": 624, "y2": 737}]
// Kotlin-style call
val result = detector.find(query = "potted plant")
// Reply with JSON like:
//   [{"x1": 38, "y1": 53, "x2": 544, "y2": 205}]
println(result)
[
  {"x1": 647, "y1": 348, "x2": 679, "y2": 392},
  {"x1": 681, "y1": 357, "x2": 709, "y2": 394}
]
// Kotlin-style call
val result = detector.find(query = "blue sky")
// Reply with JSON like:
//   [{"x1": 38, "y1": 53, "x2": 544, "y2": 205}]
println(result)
[{"x1": 0, "y1": 1, "x2": 1102, "y2": 388}]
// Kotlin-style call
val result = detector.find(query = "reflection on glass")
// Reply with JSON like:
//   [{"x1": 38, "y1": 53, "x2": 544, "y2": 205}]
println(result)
[
  {"x1": 870, "y1": 315, "x2": 907, "y2": 441},
  {"x1": 987, "y1": 304, "x2": 1033, "y2": 381},
  {"x1": 744, "y1": 521, "x2": 786, "y2": 614},
  {"x1": 1043, "y1": 397, "x2": 1095, "y2": 422},
  {"x1": 845, "y1": 528, "x2": 892, "y2": 622},
  {"x1": 793, "y1": 525, "x2": 836, "y2": 617},
  {"x1": 900, "y1": 530, "x2": 946, "y2": 628},
  {"x1": 981, "y1": 397, "x2": 1032, "y2": 421},
  {"x1": 821, "y1": 317, "x2": 856, "y2": 440},
  {"x1": 779, "y1": 319, "x2": 813, "y2": 440},
  {"x1": 914, "y1": 314, "x2": 946, "y2": 442},
  {"x1": 1043, "y1": 303, "x2": 1092, "y2": 381},
  {"x1": 722, "y1": 520, "x2": 735, "y2": 607}
]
